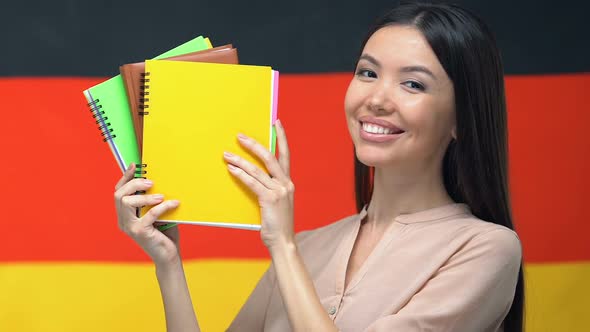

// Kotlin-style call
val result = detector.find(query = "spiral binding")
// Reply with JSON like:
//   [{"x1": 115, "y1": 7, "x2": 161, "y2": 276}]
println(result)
[
  {"x1": 136, "y1": 72, "x2": 150, "y2": 183},
  {"x1": 87, "y1": 98, "x2": 116, "y2": 142},
  {"x1": 134, "y1": 163, "x2": 147, "y2": 212},
  {"x1": 134, "y1": 163, "x2": 147, "y2": 180},
  {"x1": 135, "y1": 74, "x2": 177, "y2": 231},
  {"x1": 138, "y1": 72, "x2": 150, "y2": 116}
]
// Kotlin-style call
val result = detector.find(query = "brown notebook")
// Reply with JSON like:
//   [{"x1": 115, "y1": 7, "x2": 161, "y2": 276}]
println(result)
[{"x1": 120, "y1": 45, "x2": 239, "y2": 151}]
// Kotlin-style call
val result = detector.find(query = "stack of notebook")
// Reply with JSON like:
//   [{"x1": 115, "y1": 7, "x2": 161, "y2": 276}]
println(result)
[{"x1": 83, "y1": 36, "x2": 279, "y2": 230}]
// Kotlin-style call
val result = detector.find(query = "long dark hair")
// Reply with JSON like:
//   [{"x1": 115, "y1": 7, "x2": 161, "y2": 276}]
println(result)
[{"x1": 354, "y1": 2, "x2": 524, "y2": 331}]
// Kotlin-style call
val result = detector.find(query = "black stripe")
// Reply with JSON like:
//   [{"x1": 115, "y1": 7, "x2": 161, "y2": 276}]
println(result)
[{"x1": 1, "y1": 0, "x2": 588, "y2": 76}]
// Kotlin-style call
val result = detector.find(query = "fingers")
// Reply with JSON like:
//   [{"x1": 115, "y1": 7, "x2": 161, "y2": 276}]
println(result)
[
  {"x1": 115, "y1": 178, "x2": 154, "y2": 202},
  {"x1": 121, "y1": 194, "x2": 164, "y2": 208},
  {"x1": 115, "y1": 163, "x2": 136, "y2": 191},
  {"x1": 224, "y1": 151, "x2": 277, "y2": 189},
  {"x1": 275, "y1": 120, "x2": 291, "y2": 177},
  {"x1": 141, "y1": 200, "x2": 180, "y2": 226},
  {"x1": 236, "y1": 132, "x2": 288, "y2": 183},
  {"x1": 227, "y1": 164, "x2": 269, "y2": 197}
]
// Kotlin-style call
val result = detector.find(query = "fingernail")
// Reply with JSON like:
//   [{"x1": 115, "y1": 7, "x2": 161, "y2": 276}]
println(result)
[
  {"x1": 276, "y1": 119, "x2": 282, "y2": 127},
  {"x1": 153, "y1": 194, "x2": 164, "y2": 200},
  {"x1": 144, "y1": 179, "x2": 153, "y2": 186},
  {"x1": 228, "y1": 164, "x2": 238, "y2": 171},
  {"x1": 170, "y1": 200, "x2": 180, "y2": 207},
  {"x1": 237, "y1": 133, "x2": 247, "y2": 140},
  {"x1": 223, "y1": 151, "x2": 234, "y2": 158}
]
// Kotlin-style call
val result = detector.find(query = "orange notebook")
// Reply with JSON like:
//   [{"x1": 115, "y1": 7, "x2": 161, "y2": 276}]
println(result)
[{"x1": 120, "y1": 45, "x2": 239, "y2": 150}]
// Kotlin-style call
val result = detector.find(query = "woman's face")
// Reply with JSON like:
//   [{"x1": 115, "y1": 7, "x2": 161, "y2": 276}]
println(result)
[{"x1": 344, "y1": 25, "x2": 455, "y2": 170}]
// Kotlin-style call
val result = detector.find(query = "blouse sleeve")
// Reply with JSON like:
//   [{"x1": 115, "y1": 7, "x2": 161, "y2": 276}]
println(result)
[
  {"x1": 226, "y1": 263, "x2": 276, "y2": 332},
  {"x1": 364, "y1": 228, "x2": 522, "y2": 332}
]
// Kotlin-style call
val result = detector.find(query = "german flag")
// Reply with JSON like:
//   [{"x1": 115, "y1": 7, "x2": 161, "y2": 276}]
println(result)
[{"x1": 1, "y1": 1, "x2": 588, "y2": 331}]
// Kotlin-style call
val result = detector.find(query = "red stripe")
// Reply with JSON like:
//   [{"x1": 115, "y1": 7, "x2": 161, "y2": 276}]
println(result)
[
  {"x1": 0, "y1": 74, "x2": 588, "y2": 263},
  {"x1": 506, "y1": 73, "x2": 590, "y2": 262}
]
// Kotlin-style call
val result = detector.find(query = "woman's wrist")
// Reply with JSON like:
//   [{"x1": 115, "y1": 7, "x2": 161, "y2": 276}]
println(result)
[
  {"x1": 268, "y1": 235, "x2": 297, "y2": 259},
  {"x1": 143, "y1": 237, "x2": 181, "y2": 270},
  {"x1": 155, "y1": 254, "x2": 183, "y2": 276}
]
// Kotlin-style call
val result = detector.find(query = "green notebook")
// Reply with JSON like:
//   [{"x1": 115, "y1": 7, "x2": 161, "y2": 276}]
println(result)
[{"x1": 83, "y1": 36, "x2": 212, "y2": 172}]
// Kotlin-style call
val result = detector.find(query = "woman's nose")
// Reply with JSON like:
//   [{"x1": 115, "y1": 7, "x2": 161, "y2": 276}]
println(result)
[{"x1": 367, "y1": 81, "x2": 395, "y2": 114}]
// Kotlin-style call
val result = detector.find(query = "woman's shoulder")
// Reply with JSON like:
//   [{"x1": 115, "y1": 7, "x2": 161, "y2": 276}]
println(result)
[
  {"x1": 400, "y1": 204, "x2": 522, "y2": 264},
  {"x1": 443, "y1": 211, "x2": 522, "y2": 263},
  {"x1": 456, "y1": 211, "x2": 519, "y2": 242}
]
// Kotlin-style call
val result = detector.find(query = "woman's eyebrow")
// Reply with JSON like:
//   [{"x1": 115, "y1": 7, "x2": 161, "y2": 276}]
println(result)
[
  {"x1": 399, "y1": 66, "x2": 437, "y2": 81},
  {"x1": 358, "y1": 54, "x2": 380, "y2": 68}
]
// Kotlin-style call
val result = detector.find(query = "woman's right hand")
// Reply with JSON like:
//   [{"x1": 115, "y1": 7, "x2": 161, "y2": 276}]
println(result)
[{"x1": 114, "y1": 163, "x2": 181, "y2": 267}]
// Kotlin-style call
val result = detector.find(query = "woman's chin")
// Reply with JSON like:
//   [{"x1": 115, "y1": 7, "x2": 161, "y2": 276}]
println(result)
[{"x1": 355, "y1": 151, "x2": 399, "y2": 168}]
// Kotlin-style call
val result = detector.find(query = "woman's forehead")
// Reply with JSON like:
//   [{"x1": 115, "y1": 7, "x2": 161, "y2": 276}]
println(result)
[{"x1": 363, "y1": 26, "x2": 438, "y2": 66}]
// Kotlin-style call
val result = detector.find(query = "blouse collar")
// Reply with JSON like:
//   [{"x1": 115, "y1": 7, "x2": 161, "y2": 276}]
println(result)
[{"x1": 358, "y1": 203, "x2": 471, "y2": 225}]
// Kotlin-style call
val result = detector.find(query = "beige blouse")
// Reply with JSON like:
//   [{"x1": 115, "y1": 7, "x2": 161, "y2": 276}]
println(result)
[{"x1": 228, "y1": 203, "x2": 522, "y2": 331}]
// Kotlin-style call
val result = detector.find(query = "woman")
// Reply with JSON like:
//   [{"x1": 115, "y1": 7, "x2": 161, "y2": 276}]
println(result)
[{"x1": 114, "y1": 2, "x2": 524, "y2": 331}]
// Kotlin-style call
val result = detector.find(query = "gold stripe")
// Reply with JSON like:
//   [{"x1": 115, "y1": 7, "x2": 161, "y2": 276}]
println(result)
[
  {"x1": 0, "y1": 261, "x2": 588, "y2": 331},
  {"x1": 524, "y1": 263, "x2": 590, "y2": 331},
  {"x1": 0, "y1": 260, "x2": 268, "y2": 332}
]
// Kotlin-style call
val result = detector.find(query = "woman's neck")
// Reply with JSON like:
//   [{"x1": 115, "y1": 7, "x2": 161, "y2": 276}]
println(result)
[{"x1": 365, "y1": 164, "x2": 454, "y2": 227}]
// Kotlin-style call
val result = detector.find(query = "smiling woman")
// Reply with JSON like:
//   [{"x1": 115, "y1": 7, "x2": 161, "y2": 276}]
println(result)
[
  {"x1": 113, "y1": 2, "x2": 523, "y2": 332},
  {"x1": 346, "y1": 25, "x2": 456, "y2": 169},
  {"x1": 351, "y1": 3, "x2": 524, "y2": 331}
]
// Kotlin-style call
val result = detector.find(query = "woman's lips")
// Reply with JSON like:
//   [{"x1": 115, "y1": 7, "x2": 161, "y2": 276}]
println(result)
[
  {"x1": 357, "y1": 115, "x2": 405, "y2": 143},
  {"x1": 358, "y1": 116, "x2": 404, "y2": 133},
  {"x1": 359, "y1": 123, "x2": 405, "y2": 143}
]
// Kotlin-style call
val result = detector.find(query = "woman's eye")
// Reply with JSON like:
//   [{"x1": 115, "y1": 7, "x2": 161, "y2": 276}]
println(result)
[
  {"x1": 356, "y1": 69, "x2": 377, "y2": 79},
  {"x1": 402, "y1": 81, "x2": 425, "y2": 91}
]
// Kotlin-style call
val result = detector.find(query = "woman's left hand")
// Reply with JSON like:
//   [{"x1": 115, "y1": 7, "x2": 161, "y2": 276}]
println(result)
[{"x1": 223, "y1": 119, "x2": 294, "y2": 250}]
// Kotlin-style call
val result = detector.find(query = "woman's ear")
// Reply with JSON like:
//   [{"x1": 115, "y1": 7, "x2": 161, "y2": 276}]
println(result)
[{"x1": 451, "y1": 126, "x2": 457, "y2": 140}]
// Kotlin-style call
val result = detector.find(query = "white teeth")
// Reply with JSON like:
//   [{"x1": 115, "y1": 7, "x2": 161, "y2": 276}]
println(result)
[{"x1": 362, "y1": 122, "x2": 396, "y2": 135}]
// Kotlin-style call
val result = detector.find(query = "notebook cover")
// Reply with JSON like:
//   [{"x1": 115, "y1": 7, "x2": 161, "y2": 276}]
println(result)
[
  {"x1": 120, "y1": 45, "x2": 238, "y2": 151},
  {"x1": 82, "y1": 36, "x2": 211, "y2": 172},
  {"x1": 141, "y1": 60, "x2": 277, "y2": 229}
]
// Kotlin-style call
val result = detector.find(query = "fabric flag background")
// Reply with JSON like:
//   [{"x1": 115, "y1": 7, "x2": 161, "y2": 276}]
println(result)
[{"x1": 0, "y1": 1, "x2": 588, "y2": 331}]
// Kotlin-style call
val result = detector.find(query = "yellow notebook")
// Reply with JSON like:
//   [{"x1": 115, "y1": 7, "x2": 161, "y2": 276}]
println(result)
[{"x1": 141, "y1": 60, "x2": 278, "y2": 230}]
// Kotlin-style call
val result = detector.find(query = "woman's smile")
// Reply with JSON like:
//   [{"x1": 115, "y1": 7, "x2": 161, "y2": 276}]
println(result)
[{"x1": 359, "y1": 117, "x2": 405, "y2": 143}]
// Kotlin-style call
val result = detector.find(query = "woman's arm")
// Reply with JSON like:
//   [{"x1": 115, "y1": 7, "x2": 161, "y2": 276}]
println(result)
[
  {"x1": 114, "y1": 164, "x2": 200, "y2": 332},
  {"x1": 156, "y1": 257, "x2": 200, "y2": 332},
  {"x1": 225, "y1": 120, "x2": 338, "y2": 331}
]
